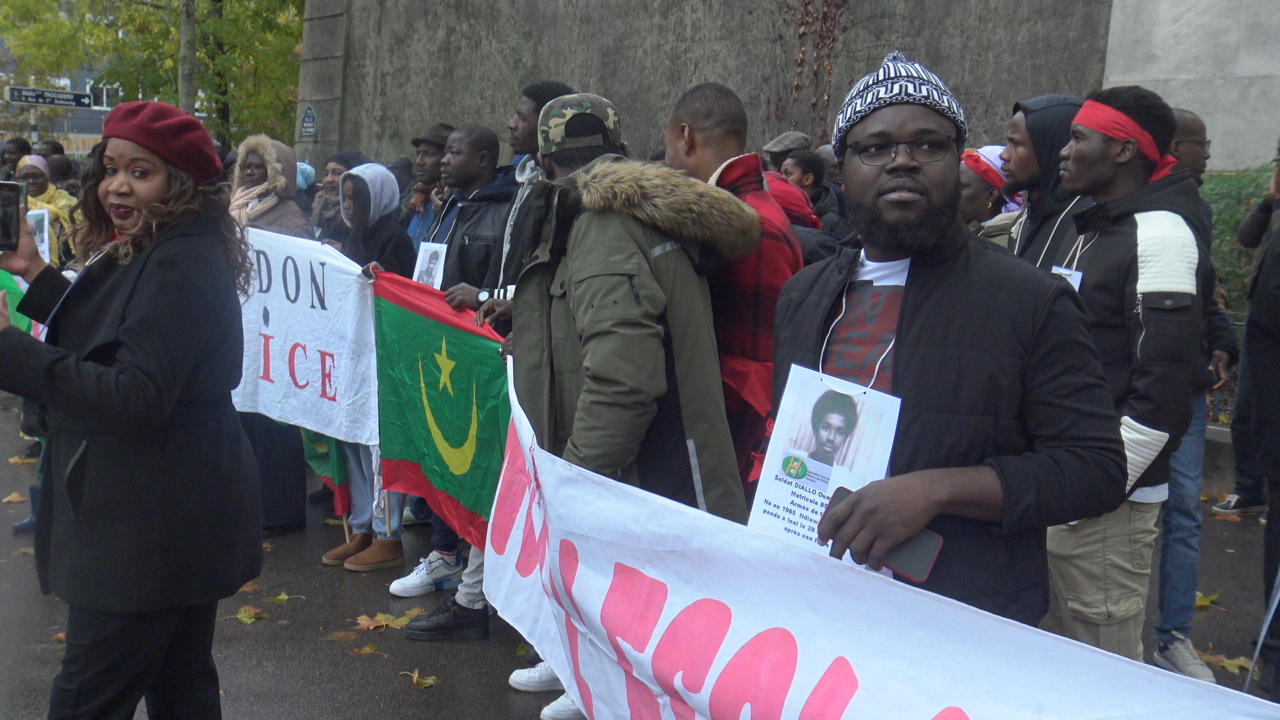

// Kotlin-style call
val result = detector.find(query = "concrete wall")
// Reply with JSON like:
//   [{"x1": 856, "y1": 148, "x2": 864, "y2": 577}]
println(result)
[
  {"x1": 296, "y1": 0, "x2": 1112, "y2": 169},
  {"x1": 1103, "y1": 0, "x2": 1280, "y2": 170}
]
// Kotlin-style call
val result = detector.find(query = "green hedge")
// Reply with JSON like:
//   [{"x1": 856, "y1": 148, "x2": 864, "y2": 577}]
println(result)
[{"x1": 1202, "y1": 166, "x2": 1271, "y2": 320}]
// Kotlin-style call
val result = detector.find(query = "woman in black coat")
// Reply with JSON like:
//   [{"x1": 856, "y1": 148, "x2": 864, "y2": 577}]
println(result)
[{"x1": 0, "y1": 101, "x2": 261, "y2": 719}]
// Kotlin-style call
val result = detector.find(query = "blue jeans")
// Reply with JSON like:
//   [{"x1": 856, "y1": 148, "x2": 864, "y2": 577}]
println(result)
[
  {"x1": 1157, "y1": 392, "x2": 1207, "y2": 642},
  {"x1": 408, "y1": 496, "x2": 460, "y2": 554},
  {"x1": 341, "y1": 443, "x2": 406, "y2": 540}
]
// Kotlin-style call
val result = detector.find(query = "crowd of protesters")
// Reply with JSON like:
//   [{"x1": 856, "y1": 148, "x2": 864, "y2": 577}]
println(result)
[{"x1": 2, "y1": 47, "x2": 1280, "y2": 719}]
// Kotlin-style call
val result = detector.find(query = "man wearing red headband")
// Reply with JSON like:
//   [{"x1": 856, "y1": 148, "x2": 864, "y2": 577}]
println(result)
[{"x1": 1045, "y1": 85, "x2": 1210, "y2": 671}]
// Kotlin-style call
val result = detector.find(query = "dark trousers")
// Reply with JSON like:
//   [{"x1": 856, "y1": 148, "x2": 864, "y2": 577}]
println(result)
[
  {"x1": 1232, "y1": 340, "x2": 1265, "y2": 502},
  {"x1": 49, "y1": 602, "x2": 221, "y2": 720},
  {"x1": 240, "y1": 412, "x2": 308, "y2": 528}
]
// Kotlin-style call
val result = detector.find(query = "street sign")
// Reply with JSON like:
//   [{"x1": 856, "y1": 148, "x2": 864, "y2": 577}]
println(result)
[
  {"x1": 5, "y1": 86, "x2": 93, "y2": 109},
  {"x1": 301, "y1": 104, "x2": 317, "y2": 137}
]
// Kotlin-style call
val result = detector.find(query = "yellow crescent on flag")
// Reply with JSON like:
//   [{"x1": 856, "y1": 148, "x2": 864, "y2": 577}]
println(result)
[{"x1": 418, "y1": 346, "x2": 478, "y2": 475}]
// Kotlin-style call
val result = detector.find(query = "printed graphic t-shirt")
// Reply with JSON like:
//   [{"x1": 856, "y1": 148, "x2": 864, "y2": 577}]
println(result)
[{"x1": 821, "y1": 255, "x2": 909, "y2": 394}]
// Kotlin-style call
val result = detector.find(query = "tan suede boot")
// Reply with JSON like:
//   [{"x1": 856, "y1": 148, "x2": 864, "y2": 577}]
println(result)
[
  {"x1": 322, "y1": 533, "x2": 372, "y2": 566},
  {"x1": 343, "y1": 538, "x2": 404, "y2": 571}
]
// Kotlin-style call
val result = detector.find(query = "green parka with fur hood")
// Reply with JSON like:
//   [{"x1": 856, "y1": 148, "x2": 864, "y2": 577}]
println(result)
[{"x1": 511, "y1": 155, "x2": 759, "y2": 524}]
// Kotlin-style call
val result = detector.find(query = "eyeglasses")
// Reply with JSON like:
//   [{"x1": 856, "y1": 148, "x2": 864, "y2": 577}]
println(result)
[
  {"x1": 1174, "y1": 138, "x2": 1211, "y2": 151},
  {"x1": 848, "y1": 136, "x2": 955, "y2": 166}
]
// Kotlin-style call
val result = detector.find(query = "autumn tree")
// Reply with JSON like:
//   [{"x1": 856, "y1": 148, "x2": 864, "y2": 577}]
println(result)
[{"x1": 0, "y1": 0, "x2": 304, "y2": 147}]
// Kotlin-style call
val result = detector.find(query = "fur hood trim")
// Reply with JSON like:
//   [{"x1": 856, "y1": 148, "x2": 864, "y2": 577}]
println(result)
[
  {"x1": 233, "y1": 134, "x2": 298, "y2": 198},
  {"x1": 576, "y1": 158, "x2": 761, "y2": 262}
]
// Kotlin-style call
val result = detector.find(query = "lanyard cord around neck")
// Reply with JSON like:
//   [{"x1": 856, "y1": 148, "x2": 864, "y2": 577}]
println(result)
[{"x1": 1035, "y1": 195, "x2": 1083, "y2": 268}]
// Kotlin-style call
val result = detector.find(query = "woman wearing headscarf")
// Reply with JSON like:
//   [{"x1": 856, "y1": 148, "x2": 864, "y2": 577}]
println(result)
[
  {"x1": 310, "y1": 150, "x2": 369, "y2": 245},
  {"x1": 0, "y1": 101, "x2": 260, "y2": 719},
  {"x1": 959, "y1": 145, "x2": 1023, "y2": 249},
  {"x1": 15, "y1": 154, "x2": 76, "y2": 266},
  {"x1": 229, "y1": 135, "x2": 314, "y2": 536},
  {"x1": 321, "y1": 162, "x2": 416, "y2": 572}
]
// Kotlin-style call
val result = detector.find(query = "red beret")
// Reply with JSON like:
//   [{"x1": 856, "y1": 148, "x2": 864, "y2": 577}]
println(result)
[{"x1": 102, "y1": 101, "x2": 223, "y2": 184}]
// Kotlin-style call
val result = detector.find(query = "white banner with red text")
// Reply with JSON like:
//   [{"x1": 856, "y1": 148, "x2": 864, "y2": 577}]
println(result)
[
  {"x1": 231, "y1": 228, "x2": 379, "y2": 444},
  {"x1": 485, "y1": 389, "x2": 1278, "y2": 719}
]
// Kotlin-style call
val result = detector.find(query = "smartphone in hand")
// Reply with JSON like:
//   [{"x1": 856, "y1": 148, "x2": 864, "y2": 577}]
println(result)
[
  {"x1": 827, "y1": 486, "x2": 944, "y2": 584},
  {"x1": 0, "y1": 181, "x2": 25, "y2": 253}
]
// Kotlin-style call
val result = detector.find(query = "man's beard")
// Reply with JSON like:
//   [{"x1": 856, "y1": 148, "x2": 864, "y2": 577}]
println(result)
[{"x1": 848, "y1": 183, "x2": 960, "y2": 256}]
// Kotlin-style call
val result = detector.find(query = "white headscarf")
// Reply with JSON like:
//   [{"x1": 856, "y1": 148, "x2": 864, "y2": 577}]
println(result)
[{"x1": 339, "y1": 162, "x2": 401, "y2": 228}]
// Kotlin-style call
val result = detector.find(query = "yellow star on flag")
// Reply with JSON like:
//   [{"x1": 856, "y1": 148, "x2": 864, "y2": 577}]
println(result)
[{"x1": 435, "y1": 337, "x2": 456, "y2": 396}]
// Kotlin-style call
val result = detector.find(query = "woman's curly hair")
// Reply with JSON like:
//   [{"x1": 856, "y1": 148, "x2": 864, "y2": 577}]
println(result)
[{"x1": 74, "y1": 141, "x2": 253, "y2": 296}]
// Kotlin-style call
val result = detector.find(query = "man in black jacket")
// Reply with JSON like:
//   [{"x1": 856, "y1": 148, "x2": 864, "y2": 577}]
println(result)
[
  {"x1": 1047, "y1": 86, "x2": 1207, "y2": 666},
  {"x1": 781, "y1": 51, "x2": 1126, "y2": 626},
  {"x1": 1001, "y1": 95, "x2": 1090, "y2": 269},
  {"x1": 425, "y1": 124, "x2": 516, "y2": 310}
]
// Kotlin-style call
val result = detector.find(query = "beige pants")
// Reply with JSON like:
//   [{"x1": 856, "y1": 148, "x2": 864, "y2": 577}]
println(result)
[{"x1": 1046, "y1": 499, "x2": 1161, "y2": 661}]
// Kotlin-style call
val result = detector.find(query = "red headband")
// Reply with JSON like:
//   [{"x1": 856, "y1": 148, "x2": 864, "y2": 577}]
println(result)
[
  {"x1": 961, "y1": 151, "x2": 1005, "y2": 190},
  {"x1": 1072, "y1": 100, "x2": 1178, "y2": 183}
]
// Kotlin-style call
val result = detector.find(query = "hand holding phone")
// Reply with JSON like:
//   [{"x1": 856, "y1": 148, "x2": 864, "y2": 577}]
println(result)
[
  {"x1": 0, "y1": 186, "x2": 49, "y2": 284},
  {"x1": 822, "y1": 484, "x2": 944, "y2": 584}
]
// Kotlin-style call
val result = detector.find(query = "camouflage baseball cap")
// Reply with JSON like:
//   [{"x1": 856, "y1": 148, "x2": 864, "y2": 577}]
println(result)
[{"x1": 537, "y1": 93, "x2": 623, "y2": 156}]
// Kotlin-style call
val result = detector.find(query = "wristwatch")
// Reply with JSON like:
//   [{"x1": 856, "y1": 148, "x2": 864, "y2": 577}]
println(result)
[{"x1": 477, "y1": 289, "x2": 491, "y2": 304}]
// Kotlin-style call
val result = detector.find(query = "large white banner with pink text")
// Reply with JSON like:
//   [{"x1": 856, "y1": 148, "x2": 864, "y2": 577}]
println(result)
[
  {"x1": 485, "y1": 390, "x2": 1279, "y2": 719},
  {"x1": 231, "y1": 228, "x2": 378, "y2": 444}
]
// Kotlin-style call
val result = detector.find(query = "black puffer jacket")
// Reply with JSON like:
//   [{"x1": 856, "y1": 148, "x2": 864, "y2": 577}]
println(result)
[
  {"x1": 774, "y1": 222, "x2": 1126, "y2": 625},
  {"x1": 1060, "y1": 171, "x2": 1209, "y2": 494},
  {"x1": 428, "y1": 166, "x2": 516, "y2": 289}
]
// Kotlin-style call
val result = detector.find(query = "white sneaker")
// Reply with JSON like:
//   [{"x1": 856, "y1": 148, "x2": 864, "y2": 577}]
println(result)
[
  {"x1": 510, "y1": 661, "x2": 565, "y2": 693},
  {"x1": 388, "y1": 550, "x2": 462, "y2": 597},
  {"x1": 1153, "y1": 632, "x2": 1217, "y2": 683},
  {"x1": 402, "y1": 506, "x2": 430, "y2": 526},
  {"x1": 540, "y1": 693, "x2": 585, "y2": 720}
]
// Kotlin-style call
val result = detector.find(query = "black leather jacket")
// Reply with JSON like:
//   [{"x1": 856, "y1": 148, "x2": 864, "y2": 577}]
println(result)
[{"x1": 428, "y1": 166, "x2": 517, "y2": 289}]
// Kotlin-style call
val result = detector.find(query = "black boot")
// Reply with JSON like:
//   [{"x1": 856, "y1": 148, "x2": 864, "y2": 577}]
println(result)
[{"x1": 404, "y1": 596, "x2": 488, "y2": 641}]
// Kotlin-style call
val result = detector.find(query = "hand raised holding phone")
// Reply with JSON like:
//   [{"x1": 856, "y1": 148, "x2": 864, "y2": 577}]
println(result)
[{"x1": 0, "y1": 185, "x2": 48, "y2": 284}]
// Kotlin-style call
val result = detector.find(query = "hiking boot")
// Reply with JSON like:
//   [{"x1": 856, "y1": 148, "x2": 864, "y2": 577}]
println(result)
[
  {"x1": 321, "y1": 533, "x2": 371, "y2": 566},
  {"x1": 389, "y1": 550, "x2": 462, "y2": 597},
  {"x1": 1153, "y1": 632, "x2": 1217, "y2": 683},
  {"x1": 510, "y1": 661, "x2": 565, "y2": 693},
  {"x1": 343, "y1": 538, "x2": 404, "y2": 571},
  {"x1": 541, "y1": 693, "x2": 586, "y2": 720},
  {"x1": 404, "y1": 596, "x2": 488, "y2": 641},
  {"x1": 1212, "y1": 494, "x2": 1266, "y2": 516}
]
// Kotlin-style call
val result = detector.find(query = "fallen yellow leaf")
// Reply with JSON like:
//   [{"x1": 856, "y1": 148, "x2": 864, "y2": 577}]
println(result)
[
  {"x1": 323, "y1": 631, "x2": 359, "y2": 642},
  {"x1": 12, "y1": 547, "x2": 34, "y2": 556},
  {"x1": 1197, "y1": 648, "x2": 1252, "y2": 675},
  {"x1": 239, "y1": 581, "x2": 261, "y2": 593},
  {"x1": 227, "y1": 605, "x2": 266, "y2": 624},
  {"x1": 265, "y1": 592, "x2": 305, "y2": 604},
  {"x1": 400, "y1": 669, "x2": 439, "y2": 689},
  {"x1": 1196, "y1": 591, "x2": 1227, "y2": 612},
  {"x1": 262, "y1": 542, "x2": 273, "y2": 550},
  {"x1": 2, "y1": 492, "x2": 26, "y2": 503},
  {"x1": 516, "y1": 642, "x2": 530, "y2": 658},
  {"x1": 354, "y1": 614, "x2": 390, "y2": 632},
  {"x1": 1213, "y1": 514, "x2": 1243, "y2": 523},
  {"x1": 350, "y1": 643, "x2": 387, "y2": 656},
  {"x1": 322, "y1": 518, "x2": 344, "y2": 526},
  {"x1": 1199, "y1": 492, "x2": 1211, "y2": 503},
  {"x1": 53, "y1": 633, "x2": 65, "y2": 643},
  {"x1": 8, "y1": 456, "x2": 37, "y2": 465}
]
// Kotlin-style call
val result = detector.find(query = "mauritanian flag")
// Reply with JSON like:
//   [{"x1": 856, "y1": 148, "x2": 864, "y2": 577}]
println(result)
[{"x1": 373, "y1": 271, "x2": 510, "y2": 549}]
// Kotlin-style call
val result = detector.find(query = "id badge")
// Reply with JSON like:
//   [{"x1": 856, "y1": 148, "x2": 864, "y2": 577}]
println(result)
[{"x1": 1052, "y1": 265, "x2": 1083, "y2": 291}]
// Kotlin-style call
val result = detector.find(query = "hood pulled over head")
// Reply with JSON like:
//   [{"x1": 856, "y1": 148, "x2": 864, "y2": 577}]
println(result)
[
  {"x1": 233, "y1": 134, "x2": 299, "y2": 198},
  {"x1": 1014, "y1": 94, "x2": 1082, "y2": 207},
  {"x1": 340, "y1": 162, "x2": 400, "y2": 227}
]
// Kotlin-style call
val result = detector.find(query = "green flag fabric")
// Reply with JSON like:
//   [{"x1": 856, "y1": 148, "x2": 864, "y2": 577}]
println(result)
[
  {"x1": 1, "y1": 271, "x2": 32, "y2": 334},
  {"x1": 374, "y1": 271, "x2": 510, "y2": 549}
]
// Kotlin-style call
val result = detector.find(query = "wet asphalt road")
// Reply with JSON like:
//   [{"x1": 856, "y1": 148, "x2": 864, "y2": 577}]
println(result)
[{"x1": 0, "y1": 392, "x2": 1276, "y2": 718}]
